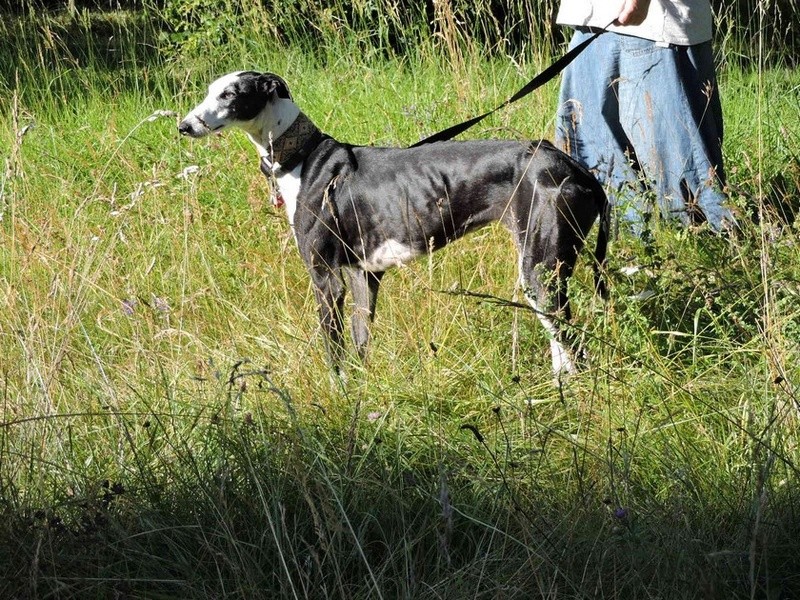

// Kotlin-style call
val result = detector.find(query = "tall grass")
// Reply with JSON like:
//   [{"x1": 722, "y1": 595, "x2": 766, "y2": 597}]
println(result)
[{"x1": 1, "y1": 1, "x2": 800, "y2": 598}]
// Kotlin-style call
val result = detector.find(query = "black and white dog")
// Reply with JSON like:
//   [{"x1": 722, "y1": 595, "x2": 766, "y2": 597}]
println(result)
[{"x1": 179, "y1": 71, "x2": 609, "y2": 376}]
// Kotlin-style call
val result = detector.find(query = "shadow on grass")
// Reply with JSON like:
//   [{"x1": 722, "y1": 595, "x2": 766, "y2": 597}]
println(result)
[
  {"x1": 1, "y1": 362, "x2": 799, "y2": 600},
  {"x1": 0, "y1": 8, "x2": 170, "y2": 112}
]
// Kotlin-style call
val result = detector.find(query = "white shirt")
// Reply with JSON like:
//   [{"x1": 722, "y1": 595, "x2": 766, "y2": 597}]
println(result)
[{"x1": 556, "y1": 0, "x2": 713, "y2": 45}]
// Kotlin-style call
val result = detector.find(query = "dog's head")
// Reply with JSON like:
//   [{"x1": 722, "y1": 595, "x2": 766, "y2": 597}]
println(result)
[{"x1": 178, "y1": 71, "x2": 292, "y2": 138}]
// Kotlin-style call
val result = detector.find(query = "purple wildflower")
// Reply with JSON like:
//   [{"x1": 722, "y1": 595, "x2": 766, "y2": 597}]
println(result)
[{"x1": 121, "y1": 298, "x2": 136, "y2": 316}]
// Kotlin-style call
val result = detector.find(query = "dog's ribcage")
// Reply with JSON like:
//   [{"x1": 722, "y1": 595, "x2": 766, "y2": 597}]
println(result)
[{"x1": 294, "y1": 139, "x2": 581, "y2": 273}]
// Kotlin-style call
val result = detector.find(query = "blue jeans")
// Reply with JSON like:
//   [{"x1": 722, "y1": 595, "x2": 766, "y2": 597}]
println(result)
[{"x1": 556, "y1": 29, "x2": 733, "y2": 231}]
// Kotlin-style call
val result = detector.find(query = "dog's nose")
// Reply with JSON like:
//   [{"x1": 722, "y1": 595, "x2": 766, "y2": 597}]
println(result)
[{"x1": 177, "y1": 121, "x2": 192, "y2": 136}]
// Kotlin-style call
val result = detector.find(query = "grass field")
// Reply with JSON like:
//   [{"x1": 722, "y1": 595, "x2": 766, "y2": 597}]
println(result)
[{"x1": 2, "y1": 3, "x2": 800, "y2": 598}]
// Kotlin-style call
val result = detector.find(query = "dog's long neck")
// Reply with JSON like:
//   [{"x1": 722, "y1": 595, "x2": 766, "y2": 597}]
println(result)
[
  {"x1": 265, "y1": 112, "x2": 325, "y2": 175},
  {"x1": 244, "y1": 101, "x2": 326, "y2": 228},
  {"x1": 246, "y1": 103, "x2": 324, "y2": 176}
]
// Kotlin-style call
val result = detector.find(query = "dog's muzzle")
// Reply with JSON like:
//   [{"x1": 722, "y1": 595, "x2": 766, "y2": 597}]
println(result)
[
  {"x1": 177, "y1": 120, "x2": 194, "y2": 136},
  {"x1": 178, "y1": 116, "x2": 218, "y2": 137}
]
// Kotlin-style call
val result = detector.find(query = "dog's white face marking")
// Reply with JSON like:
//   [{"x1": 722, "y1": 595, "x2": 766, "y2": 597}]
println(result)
[
  {"x1": 180, "y1": 72, "x2": 246, "y2": 136},
  {"x1": 360, "y1": 240, "x2": 420, "y2": 272},
  {"x1": 178, "y1": 71, "x2": 299, "y2": 142}
]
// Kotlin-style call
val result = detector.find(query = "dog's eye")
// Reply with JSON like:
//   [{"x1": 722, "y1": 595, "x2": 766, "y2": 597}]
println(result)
[{"x1": 219, "y1": 90, "x2": 233, "y2": 100}]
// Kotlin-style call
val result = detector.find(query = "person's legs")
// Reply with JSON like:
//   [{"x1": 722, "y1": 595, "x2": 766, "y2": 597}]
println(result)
[
  {"x1": 616, "y1": 38, "x2": 732, "y2": 229},
  {"x1": 679, "y1": 42, "x2": 728, "y2": 226},
  {"x1": 556, "y1": 30, "x2": 648, "y2": 228}
]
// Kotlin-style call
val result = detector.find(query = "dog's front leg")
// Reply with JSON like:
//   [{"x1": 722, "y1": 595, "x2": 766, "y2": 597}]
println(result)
[
  {"x1": 311, "y1": 270, "x2": 347, "y2": 372},
  {"x1": 345, "y1": 268, "x2": 384, "y2": 361}
]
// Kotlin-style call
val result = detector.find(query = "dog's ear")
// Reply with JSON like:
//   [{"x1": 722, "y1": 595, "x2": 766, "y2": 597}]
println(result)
[{"x1": 259, "y1": 73, "x2": 292, "y2": 100}]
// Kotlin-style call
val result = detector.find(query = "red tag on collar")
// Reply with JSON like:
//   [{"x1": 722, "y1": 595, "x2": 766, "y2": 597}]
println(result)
[{"x1": 272, "y1": 192, "x2": 285, "y2": 208}]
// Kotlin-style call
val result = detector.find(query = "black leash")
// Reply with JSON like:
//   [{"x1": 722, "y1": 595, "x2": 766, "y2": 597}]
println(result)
[{"x1": 410, "y1": 27, "x2": 607, "y2": 148}]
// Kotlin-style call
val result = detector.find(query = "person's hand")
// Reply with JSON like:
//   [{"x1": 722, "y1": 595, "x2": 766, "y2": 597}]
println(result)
[{"x1": 615, "y1": 0, "x2": 651, "y2": 25}]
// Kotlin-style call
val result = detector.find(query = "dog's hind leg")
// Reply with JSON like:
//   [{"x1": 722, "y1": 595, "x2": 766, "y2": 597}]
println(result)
[
  {"x1": 511, "y1": 179, "x2": 593, "y2": 378},
  {"x1": 345, "y1": 268, "x2": 384, "y2": 361},
  {"x1": 523, "y1": 263, "x2": 577, "y2": 377},
  {"x1": 520, "y1": 256, "x2": 580, "y2": 377}
]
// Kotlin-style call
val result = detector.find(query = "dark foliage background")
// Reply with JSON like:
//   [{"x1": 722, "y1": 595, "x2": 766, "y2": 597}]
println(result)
[{"x1": 0, "y1": 0, "x2": 796, "y2": 65}]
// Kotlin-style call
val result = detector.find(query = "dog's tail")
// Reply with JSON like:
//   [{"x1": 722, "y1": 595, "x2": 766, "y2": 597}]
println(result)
[{"x1": 592, "y1": 183, "x2": 611, "y2": 300}]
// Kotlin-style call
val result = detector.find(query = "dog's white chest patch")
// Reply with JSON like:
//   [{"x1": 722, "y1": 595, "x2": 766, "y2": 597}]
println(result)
[
  {"x1": 360, "y1": 240, "x2": 419, "y2": 272},
  {"x1": 276, "y1": 165, "x2": 302, "y2": 227}
]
